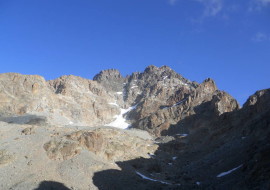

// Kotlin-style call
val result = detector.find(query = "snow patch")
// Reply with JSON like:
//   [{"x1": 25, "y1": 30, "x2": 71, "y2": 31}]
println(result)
[
  {"x1": 105, "y1": 105, "x2": 137, "y2": 129},
  {"x1": 161, "y1": 98, "x2": 187, "y2": 109},
  {"x1": 163, "y1": 76, "x2": 168, "y2": 80},
  {"x1": 136, "y1": 171, "x2": 172, "y2": 185},
  {"x1": 216, "y1": 165, "x2": 243, "y2": 178},
  {"x1": 108, "y1": 102, "x2": 119, "y2": 106},
  {"x1": 196, "y1": 182, "x2": 201, "y2": 185},
  {"x1": 172, "y1": 156, "x2": 177, "y2": 160},
  {"x1": 179, "y1": 81, "x2": 188, "y2": 86},
  {"x1": 116, "y1": 92, "x2": 123, "y2": 95},
  {"x1": 172, "y1": 98, "x2": 187, "y2": 107},
  {"x1": 176, "y1": 133, "x2": 188, "y2": 137},
  {"x1": 131, "y1": 86, "x2": 138, "y2": 89}
]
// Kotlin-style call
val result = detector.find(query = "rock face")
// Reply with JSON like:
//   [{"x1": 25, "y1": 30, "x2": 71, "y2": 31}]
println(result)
[
  {"x1": 0, "y1": 73, "x2": 50, "y2": 116},
  {"x1": 47, "y1": 75, "x2": 119, "y2": 126},
  {"x1": 0, "y1": 66, "x2": 269, "y2": 190}
]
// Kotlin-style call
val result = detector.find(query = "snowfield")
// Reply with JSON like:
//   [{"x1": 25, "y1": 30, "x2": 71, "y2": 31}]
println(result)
[{"x1": 105, "y1": 105, "x2": 137, "y2": 129}]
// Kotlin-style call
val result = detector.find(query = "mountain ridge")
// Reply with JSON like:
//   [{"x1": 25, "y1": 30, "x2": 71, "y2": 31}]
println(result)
[
  {"x1": 0, "y1": 65, "x2": 239, "y2": 135},
  {"x1": 0, "y1": 65, "x2": 269, "y2": 189}
]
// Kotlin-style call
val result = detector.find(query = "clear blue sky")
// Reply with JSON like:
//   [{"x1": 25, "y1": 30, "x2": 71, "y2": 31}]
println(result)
[{"x1": 0, "y1": 0, "x2": 269, "y2": 105}]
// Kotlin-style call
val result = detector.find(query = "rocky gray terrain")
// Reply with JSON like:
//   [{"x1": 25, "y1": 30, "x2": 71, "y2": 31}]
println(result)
[{"x1": 0, "y1": 65, "x2": 269, "y2": 190}]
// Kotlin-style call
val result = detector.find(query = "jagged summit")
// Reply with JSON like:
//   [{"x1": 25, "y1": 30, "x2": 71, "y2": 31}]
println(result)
[
  {"x1": 93, "y1": 69, "x2": 124, "y2": 92},
  {"x1": 93, "y1": 69, "x2": 123, "y2": 82},
  {"x1": 243, "y1": 88, "x2": 270, "y2": 108}
]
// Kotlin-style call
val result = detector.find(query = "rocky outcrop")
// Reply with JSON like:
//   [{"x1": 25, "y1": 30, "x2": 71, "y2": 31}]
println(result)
[
  {"x1": 243, "y1": 88, "x2": 270, "y2": 110},
  {"x1": 210, "y1": 91, "x2": 240, "y2": 116},
  {"x1": 44, "y1": 128, "x2": 157, "y2": 161}
]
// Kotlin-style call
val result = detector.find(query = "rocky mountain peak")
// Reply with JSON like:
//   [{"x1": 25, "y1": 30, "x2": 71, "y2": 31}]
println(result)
[
  {"x1": 93, "y1": 69, "x2": 124, "y2": 92},
  {"x1": 141, "y1": 65, "x2": 183, "y2": 80},
  {"x1": 93, "y1": 69, "x2": 123, "y2": 82},
  {"x1": 196, "y1": 77, "x2": 217, "y2": 95},
  {"x1": 243, "y1": 89, "x2": 270, "y2": 114},
  {"x1": 144, "y1": 65, "x2": 159, "y2": 73}
]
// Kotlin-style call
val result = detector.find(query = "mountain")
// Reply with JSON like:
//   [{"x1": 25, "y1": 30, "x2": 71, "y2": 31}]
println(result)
[{"x1": 0, "y1": 66, "x2": 269, "y2": 190}]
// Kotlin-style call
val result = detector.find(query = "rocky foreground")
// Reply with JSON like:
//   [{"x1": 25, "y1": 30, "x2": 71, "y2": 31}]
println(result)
[{"x1": 0, "y1": 65, "x2": 269, "y2": 190}]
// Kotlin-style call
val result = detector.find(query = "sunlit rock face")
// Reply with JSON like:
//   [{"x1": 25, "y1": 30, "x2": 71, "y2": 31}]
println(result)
[{"x1": 0, "y1": 73, "x2": 119, "y2": 127}]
